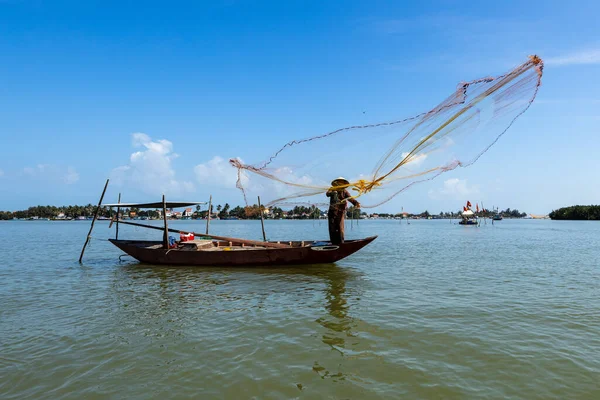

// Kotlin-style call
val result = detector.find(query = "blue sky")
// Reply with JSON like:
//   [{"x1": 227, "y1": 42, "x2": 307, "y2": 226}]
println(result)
[{"x1": 0, "y1": 0, "x2": 598, "y2": 214}]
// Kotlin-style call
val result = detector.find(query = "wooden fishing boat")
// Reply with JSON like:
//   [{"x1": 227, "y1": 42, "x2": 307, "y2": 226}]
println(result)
[
  {"x1": 78, "y1": 180, "x2": 376, "y2": 266},
  {"x1": 109, "y1": 236, "x2": 377, "y2": 266},
  {"x1": 459, "y1": 203, "x2": 478, "y2": 226}
]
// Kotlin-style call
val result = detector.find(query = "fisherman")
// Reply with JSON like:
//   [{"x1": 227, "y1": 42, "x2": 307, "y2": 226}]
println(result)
[{"x1": 326, "y1": 177, "x2": 360, "y2": 245}]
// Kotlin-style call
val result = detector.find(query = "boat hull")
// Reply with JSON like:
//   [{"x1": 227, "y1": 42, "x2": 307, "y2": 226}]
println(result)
[{"x1": 109, "y1": 236, "x2": 377, "y2": 266}]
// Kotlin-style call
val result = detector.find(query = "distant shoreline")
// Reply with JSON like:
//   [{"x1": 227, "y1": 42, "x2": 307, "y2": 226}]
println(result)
[{"x1": 1, "y1": 217, "x2": 543, "y2": 222}]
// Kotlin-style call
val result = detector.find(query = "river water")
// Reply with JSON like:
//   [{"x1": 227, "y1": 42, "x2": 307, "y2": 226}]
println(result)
[{"x1": 0, "y1": 219, "x2": 599, "y2": 399}]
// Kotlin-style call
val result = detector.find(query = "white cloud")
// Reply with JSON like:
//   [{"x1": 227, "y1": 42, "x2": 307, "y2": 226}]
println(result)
[
  {"x1": 272, "y1": 166, "x2": 314, "y2": 186},
  {"x1": 194, "y1": 156, "x2": 244, "y2": 188},
  {"x1": 194, "y1": 156, "x2": 307, "y2": 196},
  {"x1": 545, "y1": 49, "x2": 600, "y2": 66},
  {"x1": 401, "y1": 152, "x2": 427, "y2": 167},
  {"x1": 23, "y1": 164, "x2": 79, "y2": 184},
  {"x1": 428, "y1": 178, "x2": 480, "y2": 200},
  {"x1": 111, "y1": 133, "x2": 194, "y2": 196},
  {"x1": 24, "y1": 165, "x2": 44, "y2": 176},
  {"x1": 196, "y1": 157, "x2": 324, "y2": 205},
  {"x1": 63, "y1": 167, "x2": 79, "y2": 184}
]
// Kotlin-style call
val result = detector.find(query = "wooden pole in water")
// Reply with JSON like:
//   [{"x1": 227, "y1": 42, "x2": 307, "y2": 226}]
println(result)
[
  {"x1": 162, "y1": 194, "x2": 169, "y2": 248},
  {"x1": 115, "y1": 193, "x2": 121, "y2": 240},
  {"x1": 481, "y1": 201, "x2": 487, "y2": 225},
  {"x1": 79, "y1": 179, "x2": 109, "y2": 263},
  {"x1": 258, "y1": 196, "x2": 267, "y2": 241},
  {"x1": 205, "y1": 195, "x2": 212, "y2": 235}
]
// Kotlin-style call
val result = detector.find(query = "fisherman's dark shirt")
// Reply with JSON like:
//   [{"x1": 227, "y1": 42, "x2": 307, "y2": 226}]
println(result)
[{"x1": 326, "y1": 189, "x2": 359, "y2": 214}]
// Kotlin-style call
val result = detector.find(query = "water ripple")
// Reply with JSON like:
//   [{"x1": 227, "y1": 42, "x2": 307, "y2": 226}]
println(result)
[{"x1": 1, "y1": 220, "x2": 599, "y2": 399}]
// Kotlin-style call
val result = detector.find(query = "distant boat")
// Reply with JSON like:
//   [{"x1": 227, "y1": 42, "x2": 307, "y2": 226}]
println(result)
[
  {"x1": 492, "y1": 214, "x2": 503, "y2": 221},
  {"x1": 458, "y1": 210, "x2": 479, "y2": 225},
  {"x1": 459, "y1": 202, "x2": 478, "y2": 226}
]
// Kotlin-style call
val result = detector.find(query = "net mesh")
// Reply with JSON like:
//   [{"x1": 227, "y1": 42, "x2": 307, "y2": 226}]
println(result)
[{"x1": 230, "y1": 56, "x2": 544, "y2": 208}]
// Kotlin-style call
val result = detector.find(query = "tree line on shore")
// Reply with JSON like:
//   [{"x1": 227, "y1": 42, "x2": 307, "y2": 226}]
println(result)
[
  {"x1": 0, "y1": 204, "x2": 311, "y2": 220},
  {"x1": 372, "y1": 208, "x2": 527, "y2": 219},
  {"x1": 549, "y1": 205, "x2": 600, "y2": 220},
  {"x1": 9, "y1": 203, "x2": 599, "y2": 221},
  {"x1": 1, "y1": 203, "x2": 528, "y2": 221},
  {"x1": 0, "y1": 203, "x2": 299, "y2": 220}
]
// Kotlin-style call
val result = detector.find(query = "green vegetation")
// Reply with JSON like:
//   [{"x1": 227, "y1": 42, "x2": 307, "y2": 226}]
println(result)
[
  {"x1": 227, "y1": 205, "x2": 321, "y2": 220},
  {"x1": 493, "y1": 208, "x2": 527, "y2": 219},
  {"x1": 0, "y1": 211, "x2": 15, "y2": 220},
  {"x1": 0, "y1": 205, "x2": 114, "y2": 220},
  {"x1": 549, "y1": 205, "x2": 600, "y2": 220},
  {"x1": 0, "y1": 203, "x2": 531, "y2": 221},
  {"x1": 373, "y1": 208, "x2": 526, "y2": 219},
  {"x1": 0, "y1": 203, "x2": 325, "y2": 220}
]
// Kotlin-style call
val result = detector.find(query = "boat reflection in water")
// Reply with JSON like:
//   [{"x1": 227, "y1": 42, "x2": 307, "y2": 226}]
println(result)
[
  {"x1": 315, "y1": 267, "x2": 354, "y2": 351},
  {"x1": 109, "y1": 261, "x2": 360, "y2": 344},
  {"x1": 108, "y1": 261, "x2": 361, "y2": 380},
  {"x1": 312, "y1": 266, "x2": 359, "y2": 382}
]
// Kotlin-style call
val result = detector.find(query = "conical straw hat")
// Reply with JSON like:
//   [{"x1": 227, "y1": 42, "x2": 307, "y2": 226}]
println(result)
[{"x1": 331, "y1": 177, "x2": 349, "y2": 186}]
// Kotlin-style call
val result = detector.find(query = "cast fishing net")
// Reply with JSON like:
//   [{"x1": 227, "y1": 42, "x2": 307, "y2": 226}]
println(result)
[{"x1": 230, "y1": 56, "x2": 543, "y2": 208}]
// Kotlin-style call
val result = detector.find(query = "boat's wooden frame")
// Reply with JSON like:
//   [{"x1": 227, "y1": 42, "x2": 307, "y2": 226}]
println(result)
[{"x1": 109, "y1": 236, "x2": 377, "y2": 266}]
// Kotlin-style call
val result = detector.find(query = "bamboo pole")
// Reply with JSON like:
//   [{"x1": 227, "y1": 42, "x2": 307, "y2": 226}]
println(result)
[
  {"x1": 116, "y1": 193, "x2": 121, "y2": 239},
  {"x1": 205, "y1": 195, "x2": 212, "y2": 235},
  {"x1": 162, "y1": 194, "x2": 169, "y2": 249},
  {"x1": 482, "y1": 201, "x2": 487, "y2": 225},
  {"x1": 112, "y1": 219, "x2": 292, "y2": 249},
  {"x1": 258, "y1": 196, "x2": 267, "y2": 241},
  {"x1": 79, "y1": 179, "x2": 109, "y2": 263}
]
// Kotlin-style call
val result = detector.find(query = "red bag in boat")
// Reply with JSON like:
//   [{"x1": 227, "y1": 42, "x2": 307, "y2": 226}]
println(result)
[{"x1": 180, "y1": 232, "x2": 194, "y2": 242}]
